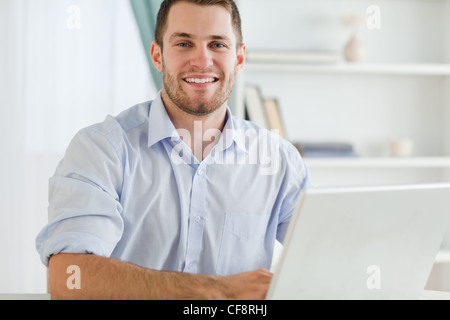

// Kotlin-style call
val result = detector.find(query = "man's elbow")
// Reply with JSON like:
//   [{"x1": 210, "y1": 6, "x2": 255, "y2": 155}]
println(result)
[{"x1": 48, "y1": 253, "x2": 85, "y2": 300}]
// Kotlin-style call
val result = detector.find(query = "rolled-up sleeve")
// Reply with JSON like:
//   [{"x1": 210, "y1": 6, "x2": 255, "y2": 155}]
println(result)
[{"x1": 36, "y1": 118, "x2": 125, "y2": 266}]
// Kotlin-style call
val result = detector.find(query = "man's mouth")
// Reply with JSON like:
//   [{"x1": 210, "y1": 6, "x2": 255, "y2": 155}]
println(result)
[{"x1": 183, "y1": 77, "x2": 219, "y2": 84}]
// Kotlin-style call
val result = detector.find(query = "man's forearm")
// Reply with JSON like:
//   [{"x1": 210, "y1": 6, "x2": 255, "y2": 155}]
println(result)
[
  {"x1": 49, "y1": 253, "x2": 221, "y2": 300},
  {"x1": 49, "y1": 253, "x2": 272, "y2": 300}
]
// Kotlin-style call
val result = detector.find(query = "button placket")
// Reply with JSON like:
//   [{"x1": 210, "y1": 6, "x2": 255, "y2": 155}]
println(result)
[{"x1": 183, "y1": 165, "x2": 207, "y2": 273}]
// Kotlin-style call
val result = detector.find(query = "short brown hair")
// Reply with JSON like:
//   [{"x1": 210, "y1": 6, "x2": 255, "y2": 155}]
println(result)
[{"x1": 155, "y1": 0, "x2": 243, "y2": 50}]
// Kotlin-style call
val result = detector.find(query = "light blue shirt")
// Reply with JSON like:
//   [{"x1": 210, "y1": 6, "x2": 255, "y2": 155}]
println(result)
[{"x1": 36, "y1": 92, "x2": 311, "y2": 276}]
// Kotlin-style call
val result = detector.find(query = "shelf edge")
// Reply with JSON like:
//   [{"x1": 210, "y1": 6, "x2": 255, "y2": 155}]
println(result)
[
  {"x1": 245, "y1": 62, "x2": 450, "y2": 76},
  {"x1": 304, "y1": 157, "x2": 450, "y2": 168}
]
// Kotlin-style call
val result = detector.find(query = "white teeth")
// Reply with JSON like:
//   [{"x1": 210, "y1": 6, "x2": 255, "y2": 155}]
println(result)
[{"x1": 185, "y1": 78, "x2": 216, "y2": 84}]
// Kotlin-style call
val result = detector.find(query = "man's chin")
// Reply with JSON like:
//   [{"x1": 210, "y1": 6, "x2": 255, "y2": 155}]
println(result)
[{"x1": 179, "y1": 103, "x2": 222, "y2": 116}]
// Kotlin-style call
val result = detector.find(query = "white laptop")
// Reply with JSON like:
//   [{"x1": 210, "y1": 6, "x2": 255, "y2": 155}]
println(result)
[{"x1": 266, "y1": 183, "x2": 450, "y2": 300}]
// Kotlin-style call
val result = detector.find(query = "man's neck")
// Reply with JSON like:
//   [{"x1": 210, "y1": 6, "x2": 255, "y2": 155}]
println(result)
[{"x1": 161, "y1": 92, "x2": 228, "y2": 162}]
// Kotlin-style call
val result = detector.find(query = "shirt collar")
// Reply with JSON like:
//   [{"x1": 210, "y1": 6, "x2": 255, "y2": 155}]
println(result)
[
  {"x1": 215, "y1": 109, "x2": 248, "y2": 154},
  {"x1": 147, "y1": 91, "x2": 247, "y2": 153},
  {"x1": 229, "y1": 117, "x2": 249, "y2": 154},
  {"x1": 147, "y1": 91, "x2": 178, "y2": 148}
]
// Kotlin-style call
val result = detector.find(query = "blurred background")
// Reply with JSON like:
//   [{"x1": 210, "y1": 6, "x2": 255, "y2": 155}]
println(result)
[{"x1": 1, "y1": 0, "x2": 450, "y2": 293}]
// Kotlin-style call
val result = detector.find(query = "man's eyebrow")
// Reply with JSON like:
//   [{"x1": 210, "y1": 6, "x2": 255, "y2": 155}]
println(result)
[
  {"x1": 169, "y1": 32, "x2": 231, "y2": 43},
  {"x1": 169, "y1": 32, "x2": 192, "y2": 42},
  {"x1": 210, "y1": 35, "x2": 232, "y2": 43}
]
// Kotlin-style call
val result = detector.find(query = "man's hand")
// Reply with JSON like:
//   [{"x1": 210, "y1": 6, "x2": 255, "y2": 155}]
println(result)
[{"x1": 214, "y1": 269, "x2": 273, "y2": 300}]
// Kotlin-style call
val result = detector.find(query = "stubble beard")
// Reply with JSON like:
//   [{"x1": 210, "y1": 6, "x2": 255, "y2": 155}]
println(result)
[{"x1": 162, "y1": 60, "x2": 236, "y2": 117}]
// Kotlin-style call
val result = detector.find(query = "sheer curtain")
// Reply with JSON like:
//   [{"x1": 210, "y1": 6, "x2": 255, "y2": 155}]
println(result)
[{"x1": 0, "y1": 0, "x2": 156, "y2": 293}]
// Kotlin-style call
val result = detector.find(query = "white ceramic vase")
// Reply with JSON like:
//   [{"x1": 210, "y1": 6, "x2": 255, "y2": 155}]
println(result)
[{"x1": 344, "y1": 32, "x2": 367, "y2": 63}]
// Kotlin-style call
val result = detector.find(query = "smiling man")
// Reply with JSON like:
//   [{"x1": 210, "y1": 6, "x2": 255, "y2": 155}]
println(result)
[
  {"x1": 151, "y1": 0, "x2": 246, "y2": 161},
  {"x1": 36, "y1": 0, "x2": 310, "y2": 300}
]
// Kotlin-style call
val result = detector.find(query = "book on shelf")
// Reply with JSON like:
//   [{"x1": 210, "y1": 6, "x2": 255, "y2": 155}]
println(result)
[
  {"x1": 263, "y1": 98, "x2": 286, "y2": 138},
  {"x1": 244, "y1": 85, "x2": 269, "y2": 129},
  {"x1": 246, "y1": 50, "x2": 340, "y2": 64},
  {"x1": 293, "y1": 141, "x2": 359, "y2": 158},
  {"x1": 244, "y1": 86, "x2": 288, "y2": 138}
]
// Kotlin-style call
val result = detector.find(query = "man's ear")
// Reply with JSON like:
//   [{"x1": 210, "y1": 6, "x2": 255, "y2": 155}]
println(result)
[
  {"x1": 150, "y1": 41, "x2": 163, "y2": 73},
  {"x1": 235, "y1": 43, "x2": 246, "y2": 75}
]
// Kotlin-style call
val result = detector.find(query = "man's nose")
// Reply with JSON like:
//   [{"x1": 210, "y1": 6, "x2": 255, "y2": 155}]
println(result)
[{"x1": 189, "y1": 46, "x2": 213, "y2": 70}]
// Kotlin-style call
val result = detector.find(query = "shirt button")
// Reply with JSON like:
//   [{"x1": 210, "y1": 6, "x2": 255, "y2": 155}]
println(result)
[
  {"x1": 194, "y1": 216, "x2": 202, "y2": 223},
  {"x1": 197, "y1": 169, "x2": 203, "y2": 176}
]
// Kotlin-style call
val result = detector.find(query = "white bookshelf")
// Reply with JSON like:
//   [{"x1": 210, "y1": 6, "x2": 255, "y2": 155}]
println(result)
[
  {"x1": 235, "y1": 61, "x2": 450, "y2": 121},
  {"x1": 305, "y1": 157, "x2": 450, "y2": 169},
  {"x1": 234, "y1": 0, "x2": 450, "y2": 181},
  {"x1": 245, "y1": 62, "x2": 450, "y2": 76},
  {"x1": 436, "y1": 250, "x2": 450, "y2": 264}
]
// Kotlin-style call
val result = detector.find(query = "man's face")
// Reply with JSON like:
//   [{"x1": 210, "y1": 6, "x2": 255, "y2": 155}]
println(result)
[{"x1": 152, "y1": 2, "x2": 245, "y2": 116}]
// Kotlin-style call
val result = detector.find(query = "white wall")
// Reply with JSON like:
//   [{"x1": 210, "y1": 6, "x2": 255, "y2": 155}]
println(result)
[
  {"x1": 0, "y1": 0, "x2": 155, "y2": 293},
  {"x1": 0, "y1": 0, "x2": 29, "y2": 294},
  {"x1": 445, "y1": 0, "x2": 450, "y2": 157}
]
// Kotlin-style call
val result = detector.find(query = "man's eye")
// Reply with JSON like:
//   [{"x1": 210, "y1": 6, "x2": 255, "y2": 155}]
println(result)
[
  {"x1": 177, "y1": 43, "x2": 190, "y2": 47},
  {"x1": 212, "y1": 43, "x2": 225, "y2": 48}
]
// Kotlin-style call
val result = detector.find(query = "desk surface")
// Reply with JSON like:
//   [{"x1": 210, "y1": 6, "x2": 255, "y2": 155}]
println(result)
[
  {"x1": 420, "y1": 290, "x2": 450, "y2": 300},
  {"x1": 0, "y1": 294, "x2": 51, "y2": 300},
  {"x1": 1, "y1": 290, "x2": 450, "y2": 300}
]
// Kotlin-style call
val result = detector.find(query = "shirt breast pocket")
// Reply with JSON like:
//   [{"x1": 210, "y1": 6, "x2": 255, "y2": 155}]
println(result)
[{"x1": 215, "y1": 212, "x2": 271, "y2": 276}]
